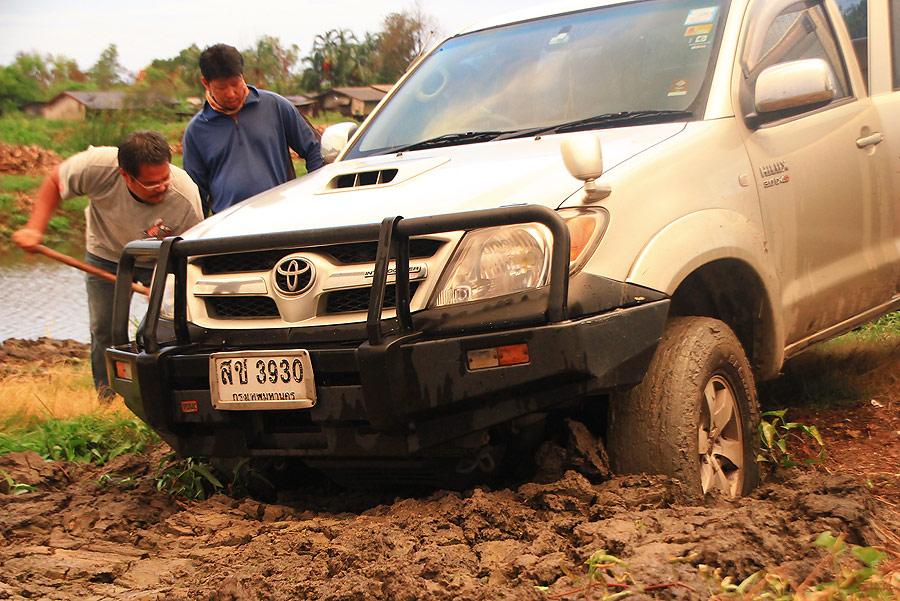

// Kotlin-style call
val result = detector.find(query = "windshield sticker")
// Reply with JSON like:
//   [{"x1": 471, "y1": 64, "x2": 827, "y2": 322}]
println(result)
[
  {"x1": 685, "y1": 24, "x2": 712, "y2": 36},
  {"x1": 668, "y1": 79, "x2": 690, "y2": 97},
  {"x1": 689, "y1": 34, "x2": 710, "y2": 50},
  {"x1": 684, "y1": 7, "x2": 718, "y2": 26}
]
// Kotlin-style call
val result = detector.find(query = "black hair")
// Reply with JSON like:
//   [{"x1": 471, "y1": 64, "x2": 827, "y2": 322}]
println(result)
[
  {"x1": 117, "y1": 130, "x2": 171, "y2": 177},
  {"x1": 199, "y1": 44, "x2": 244, "y2": 81}
]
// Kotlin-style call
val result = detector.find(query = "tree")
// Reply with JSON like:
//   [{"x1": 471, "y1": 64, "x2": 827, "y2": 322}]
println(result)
[
  {"x1": 374, "y1": 7, "x2": 436, "y2": 83},
  {"x1": 0, "y1": 63, "x2": 43, "y2": 113},
  {"x1": 149, "y1": 44, "x2": 203, "y2": 96},
  {"x1": 299, "y1": 5, "x2": 437, "y2": 92},
  {"x1": 242, "y1": 36, "x2": 302, "y2": 94},
  {"x1": 840, "y1": 1, "x2": 866, "y2": 41},
  {"x1": 12, "y1": 52, "x2": 51, "y2": 88},
  {"x1": 302, "y1": 29, "x2": 359, "y2": 91},
  {"x1": 89, "y1": 44, "x2": 127, "y2": 89}
]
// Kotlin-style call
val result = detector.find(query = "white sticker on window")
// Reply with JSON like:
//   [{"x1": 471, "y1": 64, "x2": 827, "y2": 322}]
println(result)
[{"x1": 684, "y1": 7, "x2": 718, "y2": 26}]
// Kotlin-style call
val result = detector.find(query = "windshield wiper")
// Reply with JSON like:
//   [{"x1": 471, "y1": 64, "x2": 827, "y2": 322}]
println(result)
[
  {"x1": 393, "y1": 131, "x2": 503, "y2": 153},
  {"x1": 390, "y1": 111, "x2": 693, "y2": 152},
  {"x1": 496, "y1": 110, "x2": 694, "y2": 140}
]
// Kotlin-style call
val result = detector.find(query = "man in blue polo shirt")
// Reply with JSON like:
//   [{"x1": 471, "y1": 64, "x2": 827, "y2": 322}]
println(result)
[{"x1": 182, "y1": 44, "x2": 324, "y2": 215}]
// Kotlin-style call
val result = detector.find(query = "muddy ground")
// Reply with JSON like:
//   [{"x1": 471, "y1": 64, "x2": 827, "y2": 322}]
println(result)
[{"x1": 1, "y1": 339, "x2": 899, "y2": 601}]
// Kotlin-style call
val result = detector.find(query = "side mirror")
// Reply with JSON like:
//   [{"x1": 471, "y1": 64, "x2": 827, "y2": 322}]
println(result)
[
  {"x1": 754, "y1": 58, "x2": 836, "y2": 116},
  {"x1": 321, "y1": 122, "x2": 359, "y2": 163},
  {"x1": 560, "y1": 134, "x2": 611, "y2": 201}
]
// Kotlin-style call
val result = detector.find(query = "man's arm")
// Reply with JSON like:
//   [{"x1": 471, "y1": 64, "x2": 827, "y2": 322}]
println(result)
[
  {"x1": 182, "y1": 127, "x2": 212, "y2": 215},
  {"x1": 11, "y1": 164, "x2": 62, "y2": 251},
  {"x1": 280, "y1": 96, "x2": 324, "y2": 173}
]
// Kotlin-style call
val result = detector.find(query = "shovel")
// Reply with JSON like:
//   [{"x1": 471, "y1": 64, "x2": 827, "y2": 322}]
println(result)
[{"x1": 32, "y1": 244, "x2": 150, "y2": 297}]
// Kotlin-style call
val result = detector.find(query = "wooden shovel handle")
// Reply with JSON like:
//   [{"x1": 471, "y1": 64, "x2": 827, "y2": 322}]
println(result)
[{"x1": 32, "y1": 244, "x2": 150, "y2": 297}]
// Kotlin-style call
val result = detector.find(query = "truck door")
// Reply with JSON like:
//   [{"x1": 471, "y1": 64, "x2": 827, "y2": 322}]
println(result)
[
  {"x1": 738, "y1": 0, "x2": 895, "y2": 346},
  {"x1": 866, "y1": 0, "x2": 900, "y2": 300}
]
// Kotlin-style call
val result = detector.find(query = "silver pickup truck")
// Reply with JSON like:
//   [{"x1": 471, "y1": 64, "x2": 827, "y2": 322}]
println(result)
[{"x1": 107, "y1": 0, "x2": 900, "y2": 496}]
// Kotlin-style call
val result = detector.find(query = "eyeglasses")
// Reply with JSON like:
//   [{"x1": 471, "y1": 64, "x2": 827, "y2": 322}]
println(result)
[{"x1": 130, "y1": 169, "x2": 172, "y2": 192}]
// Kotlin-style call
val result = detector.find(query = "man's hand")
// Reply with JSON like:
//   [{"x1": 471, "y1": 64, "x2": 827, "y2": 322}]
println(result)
[{"x1": 12, "y1": 227, "x2": 43, "y2": 252}]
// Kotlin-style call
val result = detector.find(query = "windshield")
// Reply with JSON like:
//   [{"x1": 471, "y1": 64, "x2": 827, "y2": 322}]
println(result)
[{"x1": 345, "y1": 0, "x2": 726, "y2": 159}]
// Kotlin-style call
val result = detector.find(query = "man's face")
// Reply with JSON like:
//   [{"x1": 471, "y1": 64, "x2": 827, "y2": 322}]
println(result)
[
  {"x1": 121, "y1": 162, "x2": 171, "y2": 204},
  {"x1": 202, "y1": 75, "x2": 246, "y2": 111}
]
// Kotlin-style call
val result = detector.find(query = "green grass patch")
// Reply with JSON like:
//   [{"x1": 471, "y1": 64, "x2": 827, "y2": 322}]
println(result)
[
  {"x1": 308, "y1": 111, "x2": 350, "y2": 127},
  {"x1": 0, "y1": 192, "x2": 15, "y2": 212},
  {"x1": 61, "y1": 195, "x2": 88, "y2": 214},
  {"x1": 759, "y1": 310, "x2": 900, "y2": 411},
  {"x1": 46, "y1": 215, "x2": 70, "y2": 233},
  {"x1": 0, "y1": 114, "x2": 76, "y2": 152},
  {"x1": 0, "y1": 413, "x2": 159, "y2": 465},
  {"x1": 0, "y1": 174, "x2": 42, "y2": 193},
  {"x1": 842, "y1": 311, "x2": 900, "y2": 342},
  {"x1": 0, "y1": 113, "x2": 187, "y2": 158}
]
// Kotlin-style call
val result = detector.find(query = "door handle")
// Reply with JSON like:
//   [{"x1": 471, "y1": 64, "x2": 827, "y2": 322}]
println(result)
[{"x1": 856, "y1": 132, "x2": 884, "y2": 148}]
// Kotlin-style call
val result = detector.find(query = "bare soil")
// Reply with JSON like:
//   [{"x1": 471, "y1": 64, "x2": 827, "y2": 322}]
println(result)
[
  {"x1": 1, "y1": 338, "x2": 898, "y2": 600},
  {"x1": 0, "y1": 142, "x2": 62, "y2": 176}
]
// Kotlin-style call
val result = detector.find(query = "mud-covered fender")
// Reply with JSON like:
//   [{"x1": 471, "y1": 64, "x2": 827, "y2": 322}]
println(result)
[{"x1": 627, "y1": 209, "x2": 784, "y2": 379}]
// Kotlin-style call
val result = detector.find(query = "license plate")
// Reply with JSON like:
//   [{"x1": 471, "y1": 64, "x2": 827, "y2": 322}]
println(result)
[{"x1": 209, "y1": 350, "x2": 316, "y2": 410}]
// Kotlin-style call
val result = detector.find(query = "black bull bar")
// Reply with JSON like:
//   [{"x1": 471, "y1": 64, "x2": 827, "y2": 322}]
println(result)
[
  {"x1": 108, "y1": 205, "x2": 673, "y2": 451},
  {"x1": 111, "y1": 204, "x2": 570, "y2": 357}
]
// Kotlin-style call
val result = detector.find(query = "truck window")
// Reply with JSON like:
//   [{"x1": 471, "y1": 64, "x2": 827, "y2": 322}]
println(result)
[
  {"x1": 892, "y1": 0, "x2": 900, "y2": 89},
  {"x1": 347, "y1": 0, "x2": 726, "y2": 159},
  {"x1": 835, "y1": 0, "x2": 867, "y2": 91},
  {"x1": 741, "y1": 1, "x2": 851, "y2": 118}
]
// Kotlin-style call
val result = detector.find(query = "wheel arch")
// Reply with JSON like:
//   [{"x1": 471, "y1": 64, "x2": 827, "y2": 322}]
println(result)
[{"x1": 626, "y1": 209, "x2": 784, "y2": 380}]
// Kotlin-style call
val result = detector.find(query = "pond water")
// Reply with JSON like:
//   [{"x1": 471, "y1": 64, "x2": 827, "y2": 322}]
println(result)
[{"x1": 0, "y1": 251, "x2": 148, "y2": 343}]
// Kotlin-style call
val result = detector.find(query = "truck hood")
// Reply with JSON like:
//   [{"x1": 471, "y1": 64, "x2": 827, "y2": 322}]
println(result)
[{"x1": 184, "y1": 122, "x2": 686, "y2": 240}]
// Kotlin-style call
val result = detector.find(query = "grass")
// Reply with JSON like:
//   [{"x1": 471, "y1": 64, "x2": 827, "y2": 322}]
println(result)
[
  {"x1": 0, "y1": 114, "x2": 78, "y2": 154},
  {"x1": 0, "y1": 109, "x2": 348, "y2": 160},
  {"x1": 546, "y1": 535, "x2": 899, "y2": 600},
  {"x1": 0, "y1": 359, "x2": 107, "y2": 426},
  {"x1": 759, "y1": 314, "x2": 900, "y2": 411},
  {"x1": 0, "y1": 174, "x2": 42, "y2": 192},
  {"x1": 0, "y1": 358, "x2": 158, "y2": 465}
]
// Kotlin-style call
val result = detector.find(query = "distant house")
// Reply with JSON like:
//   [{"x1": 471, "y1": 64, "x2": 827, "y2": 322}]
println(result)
[
  {"x1": 32, "y1": 91, "x2": 178, "y2": 121},
  {"x1": 284, "y1": 94, "x2": 318, "y2": 118},
  {"x1": 315, "y1": 86, "x2": 391, "y2": 120}
]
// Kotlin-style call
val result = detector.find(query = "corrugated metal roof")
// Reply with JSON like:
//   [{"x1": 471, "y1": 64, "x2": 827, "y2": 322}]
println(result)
[
  {"x1": 45, "y1": 90, "x2": 178, "y2": 110},
  {"x1": 61, "y1": 91, "x2": 127, "y2": 109},
  {"x1": 329, "y1": 87, "x2": 388, "y2": 102},
  {"x1": 284, "y1": 94, "x2": 315, "y2": 105}
]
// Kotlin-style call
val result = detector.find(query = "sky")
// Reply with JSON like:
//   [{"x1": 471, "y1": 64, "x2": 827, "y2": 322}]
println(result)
[{"x1": 0, "y1": 0, "x2": 546, "y2": 77}]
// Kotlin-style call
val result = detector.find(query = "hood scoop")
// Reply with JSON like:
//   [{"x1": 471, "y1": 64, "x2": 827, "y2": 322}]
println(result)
[
  {"x1": 329, "y1": 168, "x2": 399, "y2": 190},
  {"x1": 318, "y1": 156, "x2": 450, "y2": 194}
]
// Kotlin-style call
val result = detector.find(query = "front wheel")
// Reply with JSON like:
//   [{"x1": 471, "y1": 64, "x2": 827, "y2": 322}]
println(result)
[{"x1": 607, "y1": 317, "x2": 760, "y2": 497}]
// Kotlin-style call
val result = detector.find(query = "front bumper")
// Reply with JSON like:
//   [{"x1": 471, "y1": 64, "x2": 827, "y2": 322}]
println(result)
[{"x1": 106, "y1": 206, "x2": 669, "y2": 459}]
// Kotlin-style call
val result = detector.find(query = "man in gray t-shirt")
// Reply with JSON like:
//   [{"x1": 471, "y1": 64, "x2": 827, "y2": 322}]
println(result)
[{"x1": 12, "y1": 130, "x2": 203, "y2": 401}]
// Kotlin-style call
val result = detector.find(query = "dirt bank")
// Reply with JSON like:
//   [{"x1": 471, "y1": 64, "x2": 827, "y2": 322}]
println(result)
[
  {"x1": 1, "y1": 338, "x2": 898, "y2": 600},
  {"x1": 0, "y1": 446, "x2": 895, "y2": 601}
]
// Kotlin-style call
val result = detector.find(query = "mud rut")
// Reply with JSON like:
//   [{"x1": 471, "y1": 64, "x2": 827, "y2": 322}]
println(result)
[{"x1": 0, "y1": 434, "x2": 889, "y2": 601}]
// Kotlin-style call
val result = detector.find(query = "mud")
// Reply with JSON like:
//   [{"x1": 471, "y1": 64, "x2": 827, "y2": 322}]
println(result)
[
  {"x1": 1, "y1": 337, "x2": 898, "y2": 600},
  {"x1": 0, "y1": 444, "x2": 894, "y2": 601},
  {"x1": 0, "y1": 142, "x2": 62, "y2": 176}
]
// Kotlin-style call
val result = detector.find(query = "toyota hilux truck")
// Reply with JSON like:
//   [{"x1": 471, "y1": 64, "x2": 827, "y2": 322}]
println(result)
[{"x1": 107, "y1": 0, "x2": 900, "y2": 496}]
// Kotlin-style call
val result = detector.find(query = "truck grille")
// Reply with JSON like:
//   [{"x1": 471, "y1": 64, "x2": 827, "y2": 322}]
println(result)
[
  {"x1": 207, "y1": 296, "x2": 280, "y2": 318},
  {"x1": 200, "y1": 239, "x2": 444, "y2": 274},
  {"x1": 326, "y1": 282, "x2": 422, "y2": 314},
  {"x1": 204, "y1": 282, "x2": 423, "y2": 319}
]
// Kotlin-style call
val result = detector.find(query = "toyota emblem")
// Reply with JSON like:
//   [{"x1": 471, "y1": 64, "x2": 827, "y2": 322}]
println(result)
[{"x1": 274, "y1": 257, "x2": 314, "y2": 295}]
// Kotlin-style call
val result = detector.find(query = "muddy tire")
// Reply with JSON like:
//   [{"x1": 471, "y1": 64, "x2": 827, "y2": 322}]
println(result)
[{"x1": 607, "y1": 317, "x2": 760, "y2": 497}]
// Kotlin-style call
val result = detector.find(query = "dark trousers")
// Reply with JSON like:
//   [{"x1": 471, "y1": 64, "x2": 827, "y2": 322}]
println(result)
[{"x1": 84, "y1": 253, "x2": 152, "y2": 393}]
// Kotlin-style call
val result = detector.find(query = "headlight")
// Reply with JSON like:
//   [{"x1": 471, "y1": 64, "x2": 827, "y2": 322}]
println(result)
[{"x1": 429, "y1": 208, "x2": 608, "y2": 308}]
